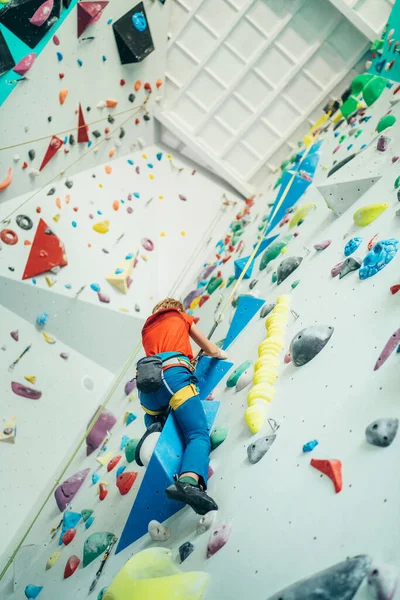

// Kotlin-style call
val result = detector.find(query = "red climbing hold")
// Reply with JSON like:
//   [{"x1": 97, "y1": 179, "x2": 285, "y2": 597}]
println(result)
[
  {"x1": 310, "y1": 458, "x2": 342, "y2": 493},
  {"x1": 99, "y1": 483, "x2": 108, "y2": 501},
  {"x1": 144, "y1": 82, "x2": 152, "y2": 92},
  {"x1": 390, "y1": 284, "x2": 400, "y2": 295},
  {"x1": 64, "y1": 555, "x2": 81, "y2": 579},
  {"x1": 77, "y1": 1, "x2": 109, "y2": 37},
  {"x1": 107, "y1": 455, "x2": 121, "y2": 472},
  {"x1": 77, "y1": 103, "x2": 89, "y2": 143},
  {"x1": 22, "y1": 219, "x2": 67, "y2": 280},
  {"x1": 199, "y1": 295, "x2": 210, "y2": 307},
  {"x1": 116, "y1": 472, "x2": 138, "y2": 495},
  {"x1": 62, "y1": 528, "x2": 77, "y2": 546},
  {"x1": 120, "y1": 79, "x2": 126, "y2": 86},
  {"x1": 39, "y1": 136, "x2": 63, "y2": 171}
]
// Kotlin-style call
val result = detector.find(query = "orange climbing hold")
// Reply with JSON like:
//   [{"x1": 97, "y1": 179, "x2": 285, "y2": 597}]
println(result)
[
  {"x1": 106, "y1": 99, "x2": 118, "y2": 108},
  {"x1": 134, "y1": 80, "x2": 141, "y2": 91},
  {"x1": 59, "y1": 89, "x2": 68, "y2": 105},
  {"x1": 56, "y1": 198, "x2": 61, "y2": 209},
  {"x1": 112, "y1": 200, "x2": 120, "y2": 211},
  {"x1": 116, "y1": 471, "x2": 138, "y2": 495},
  {"x1": 310, "y1": 458, "x2": 342, "y2": 493},
  {"x1": 0, "y1": 167, "x2": 13, "y2": 192},
  {"x1": 65, "y1": 195, "x2": 70, "y2": 204},
  {"x1": 107, "y1": 455, "x2": 121, "y2": 472},
  {"x1": 109, "y1": 148, "x2": 116, "y2": 158},
  {"x1": 156, "y1": 78, "x2": 163, "y2": 88},
  {"x1": 105, "y1": 165, "x2": 112, "y2": 174}
]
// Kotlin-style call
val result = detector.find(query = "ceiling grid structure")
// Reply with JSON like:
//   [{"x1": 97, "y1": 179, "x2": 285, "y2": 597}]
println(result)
[{"x1": 158, "y1": 0, "x2": 393, "y2": 196}]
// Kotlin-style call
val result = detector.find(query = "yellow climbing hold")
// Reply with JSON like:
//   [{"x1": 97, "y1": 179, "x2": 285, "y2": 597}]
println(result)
[
  {"x1": 53, "y1": 214, "x2": 60, "y2": 222},
  {"x1": 42, "y1": 332, "x2": 56, "y2": 344},
  {"x1": 276, "y1": 295, "x2": 290, "y2": 306},
  {"x1": 46, "y1": 551, "x2": 62, "y2": 570},
  {"x1": 247, "y1": 383, "x2": 275, "y2": 405},
  {"x1": 254, "y1": 355, "x2": 279, "y2": 372},
  {"x1": 103, "y1": 548, "x2": 209, "y2": 600},
  {"x1": 253, "y1": 368, "x2": 277, "y2": 386},
  {"x1": 353, "y1": 203, "x2": 389, "y2": 226},
  {"x1": 45, "y1": 276, "x2": 56, "y2": 287},
  {"x1": 190, "y1": 297, "x2": 201, "y2": 310},
  {"x1": 160, "y1": 232, "x2": 166, "y2": 237},
  {"x1": 106, "y1": 257, "x2": 134, "y2": 294},
  {"x1": 24, "y1": 375, "x2": 36, "y2": 384},
  {"x1": 180, "y1": 231, "x2": 186, "y2": 236},
  {"x1": 149, "y1": 174, "x2": 154, "y2": 180},
  {"x1": 159, "y1": 195, "x2": 164, "y2": 200},
  {"x1": 142, "y1": 154, "x2": 147, "y2": 159},
  {"x1": 244, "y1": 405, "x2": 266, "y2": 434},
  {"x1": 258, "y1": 337, "x2": 284, "y2": 357},
  {"x1": 167, "y1": 154, "x2": 172, "y2": 159},
  {"x1": 96, "y1": 452, "x2": 113, "y2": 467},
  {"x1": 289, "y1": 203, "x2": 317, "y2": 228},
  {"x1": 280, "y1": 247, "x2": 288, "y2": 254},
  {"x1": 93, "y1": 220, "x2": 110, "y2": 234}
]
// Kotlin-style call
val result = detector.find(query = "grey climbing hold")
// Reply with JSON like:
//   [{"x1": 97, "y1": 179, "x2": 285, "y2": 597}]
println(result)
[
  {"x1": 249, "y1": 279, "x2": 258, "y2": 290},
  {"x1": 367, "y1": 563, "x2": 398, "y2": 600},
  {"x1": 92, "y1": 130, "x2": 101, "y2": 138},
  {"x1": 339, "y1": 257, "x2": 361, "y2": 279},
  {"x1": 247, "y1": 434, "x2": 276, "y2": 464},
  {"x1": 277, "y1": 256, "x2": 303, "y2": 285},
  {"x1": 119, "y1": 127, "x2": 126, "y2": 139},
  {"x1": 236, "y1": 367, "x2": 253, "y2": 392},
  {"x1": 365, "y1": 418, "x2": 398, "y2": 447},
  {"x1": 65, "y1": 179, "x2": 73, "y2": 189},
  {"x1": 179, "y1": 541, "x2": 194, "y2": 563},
  {"x1": 290, "y1": 325, "x2": 334, "y2": 367},
  {"x1": 128, "y1": 93, "x2": 135, "y2": 103},
  {"x1": 260, "y1": 302, "x2": 275, "y2": 318},
  {"x1": 47, "y1": 187, "x2": 56, "y2": 196},
  {"x1": 267, "y1": 555, "x2": 372, "y2": 600}
]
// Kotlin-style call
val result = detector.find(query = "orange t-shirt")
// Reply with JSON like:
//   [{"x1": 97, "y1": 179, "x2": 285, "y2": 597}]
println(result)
[{"x1": 142, "y1": 308, "x2": 195, "y2": 360}]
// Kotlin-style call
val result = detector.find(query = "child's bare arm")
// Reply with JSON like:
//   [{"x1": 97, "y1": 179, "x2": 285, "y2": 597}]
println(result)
[{"x1": 189, "y1": 324, "x2": 228, "y2": 359}]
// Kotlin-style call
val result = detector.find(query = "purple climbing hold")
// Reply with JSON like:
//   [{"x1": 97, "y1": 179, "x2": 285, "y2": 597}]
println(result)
[
  {"x1": 198, "y1": 265, "x2": 216, "y2": 283},
  {"x1": 377, "y1": 135, "x2": 389, "y2": 152},
  {"x1": 86, "y1": 408, "x2": 117, "y2": 456},
  {"x1": 60, "y1": 352, "x2": 69, "y2": 359},
  {"x1": 374, "y1": 328, "x2": 400, "y2": 371},
  {"x1": 10, "y1": 330, "x2": 19, "y2": 341},
  {"x1": 98, "y1": 292, "x2": 110, "y2": 303},
  {"x1": 207, "y1": 523, "x2": 232, "y2": 558},
  {"x1": 314, "y1": 240, "x2": 331, "y2": 251},
  {"x1": 54, "y1": 468, "x2": 90, "y2": 512},
  {"x1": 183, "y1": 288, "x2": 203, "y2": 310},
  {"x1": 11, "y1": 382, "x2": 42, "y2": 400},
  {"x1": 331, "y1": 262, "x2": 343, "y2": 277},
  {"x1": 124, "y1": 379, "x2": 136, "y2": 396},
  {"x1": 179, "y1": 194, "x2": 187, "y2": 201}
]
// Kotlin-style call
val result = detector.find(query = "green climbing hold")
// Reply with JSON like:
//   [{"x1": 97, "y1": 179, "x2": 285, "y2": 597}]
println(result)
[
  {"x1": 339, "y1": 135, "x2": 346, "y2": 143},
  {"x1": 231, "y1": 222, "x2": 243, "y2": 233},
  {"x1": 291, "y1": 279, "x2": 300, "y2": 289},
  {"x1": 216, "y1": 339, "x2": 225, "y2": 348},
  {"x1": 377, "y1": 114, "x2": 396, "y2": 133},
  {"x1": 258, "y1": 223, "x2": 265, "y2": 231},
  {"x1": 371, "y1": 39, "x2": 384, "y2": 52},
  {"x1": 226, "y1": 275, "x2": 236, "y2": 288},
  {"x1": 351, "y1": 73, "x2": 373, "y2": 95},
  {"x1": 395, "y1": 176, "x2": 400, "y2": 189},
  {"x1": 354, "y1": 129, "x2": 363, "y2": 138},
  {"x1": 226, "y1": 360, "x2": 252, "y2": 388},
  {"x1": 259, "y1": 238, "x2": 291, "y2": 271},
  {"x1": 81, "y1": 509, "x2": 94, "y2": 523},
  {"x1": 125, "y1": 438, "x2": 139, "y2": 463},
  {"x1": 83, "y1": 532, "x2": 115, "y2": 568},
  {"x1": 210, "y1": 425, "x2": 229, "y2": 450},
  {"x1": 274, "y1": 174, "x2": 283, "y2": 189},
  {"x1": 262, "y1": 214, "x2": 269, "y2": 223},
  {"x1": 271, "y1": 272, "x2": 277, "y2": 283},
  {"x1": 340, "y1": 95, "x2": 358, "y2": 119},
  {"x1": 280, "y1": 159, "x2": 290, "y2": 171},
  {"x1": 207, "y1": 277, "x2": 223, "y2": 295},
  {"x1": 363, "y1": 76, "x2": 387, "y2": 107}
]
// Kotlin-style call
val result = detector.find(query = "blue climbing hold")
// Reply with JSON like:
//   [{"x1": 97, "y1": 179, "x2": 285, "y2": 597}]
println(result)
[
  {"x1": 72, "y1": 221, "x2": 77, "y2": 228},
  {"x1": 334, "y1": 132, "x2": 339, "y2": 138},
  {"x1": 147, "y1": 163, "x2": 153, "y2": 169},
  {"x1": 125, "y1": 412, "x2": 137, "y2": 425},
  {"x1": 63, "y1": 136, "x2": 68, "y2": 145},
  {"x1": 102, "y1": 55, "x2": 107, "y2": 62},
  {"x1": 120, "y1": 435, "x2": 130, "y2": 451},
  {"x1": 156, "y1": 152, "x2": 163, "y2": 161},
  {"x1": 107, "y1": 19, "x2": 112, "y2": 24},
  {"x1": 125, "y1": 253, "x2": 133, "y2": 260},
  {"x1": 90, "y1": 283, "x2": 101, "y2": 292},
  {"x1": 59, "y1": 510, "x2": 81, "y2": 545},
  {"x1": 116, "y1": 465, "x2": 126, "y2": 478},
  {"x1": 88, "y1": 141, "x2": 92, "y2": 148},
  {"x1": 223, "y1": 295, "x2": 266, "y2": 350},
  {"x1": 127, "y1": 160, "x2": 134, "y2": 165},
  {"x1": 36, "y1": 312, "x2": 48, "y2": 326},
  {"x1": 85, "y1": 516, "x2": 95, "y2": 529},
  {"x1": 303, "y1": 440, "x2": 319, "y2": 453},
  {"x1": 253, "y1": 234, "x2": 280, "y2": 259},
  {"x1": 195, "y1": 357, "x2": 234, "y2": 400},
  {"x1": 115, "y1": 268, "x2": 123, "y2": 275},
  {"x1": 132, "y1": 12, "x2": 147, "y2": 31},
  {"x1": 25, "y1": 585, "x2": 43, "y2": 599},
  {"x1": 359, "y1": 238, "x2": 399, "y2": 280},
  {"x1": 234, "y1": 256, "x2": 255, "y2": 280},
  {"x1": 57, "y1": 52, "x2": 63, "y2": 61},
  {"x1": 361, "y1": 144, "x2": 367, "y2": 150},
  {"x1": 92, "y1": 473, "x2": 100, "y2": 485},
  {"x1": 65, "y1": 284, "x2": 71, "y2": 289},
  {"x1": 32, "y1": 279, "x2": 37, "y2": 285},
  {"x1": 134, "y1": 192, "x2": 140, "y2": 198},
  {"x1": 77, "y1": 59, "x2": 83, "y2": 67},
  {"x1": 97, "y1": 210, "x2": 102, "y2": 215},
  {"x1": 344, "y1": 236, "x2": 363, "y2": 256},
  {"x1": 347, "y1": 144, "x2": 353, "y2": 150}
]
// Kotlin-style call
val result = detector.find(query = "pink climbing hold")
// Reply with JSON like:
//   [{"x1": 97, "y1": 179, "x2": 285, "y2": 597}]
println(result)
[
  {"x1": 11, "y1": 382, "x2": 42, "y2": 400},
  {"x1": 13, "y1": 53, "x2": 36, "y2": 76},
  {"x1": 98, "y1": 292, "x2": 110, "y2": 303},
  {"x1": 179, "y1": 194, "x2": 187, "y2": 201},
  {"x1": 279, "y1": 214, "x2": 290, "y2": 227},
  {"x1": 333, "y1": 145, "x2": 340, "y2": 154},
  {"x1": 374, "y1": 328, "x2": 400, "y2": 371},
  {"x1": 284, "y1": 351, "x2": 291, "y2": 364},
  {"x1": 207, "y1": 523, "x2": 232, "y2": 558},
  {"x1": 53, "y1": 34, "x2": 60, "y2": 46},
  {"x1": 314, "y1": 240, "x2": 331, "y2": 251},
  {"x1": 331, "y1": 262, "x2": 343, "y2": 278},
  {"x1": 141, "y1": 238, "x2": 154, "y2": 252},
  {"x1": 30, "y1": 0, "x2": 54, "y2": 26},
  {"x1": 10, "y1": 330, "x2": 19, "y2": 341}
]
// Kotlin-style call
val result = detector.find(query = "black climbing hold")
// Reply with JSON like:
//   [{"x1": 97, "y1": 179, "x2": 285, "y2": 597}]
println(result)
[
  {"x1": 327, "y1": 154, "x2": 356, "y2": 178},
  {"x1": 339, "y1": 257, "x2": 361, "y2": 279},
  {"x1": 0, "y1": 30, "x2": 15, "y2": 76},
  {"x1": 179, "y1": 541, "x2": 194, "y2": 563},
  {"x1": 47, "y1": 187, "x2": 56, "y2": 196},
  {"x1": 260, "y1": 302, "x2": 275, "y2": 318},
  {"x1": 333, "y1": 119, "x2": 345, "y2": 131},
  {"x1": 63, "y1": 0, "x2": 73, "y2": 8},
  {"x1": 249, "y1": 279, "x2": 258, "y2": 290},
  {"x1": 16, "y1": 215, "x2": 33, "y2": 231},
  {"x1": 65, "y1": 180, "x2": 73, "y2": 189},
  {"x1": 112, "y1": 2, "x2": 155, "y2": 64},
  {"x1": 69, "y1": 134, "x2": 75, "y2": 145},
  {"x1": 290, "y1": 325, "x2": 334, "y2": 367},
  {"x1": 143, "y1": 114, "x2": 150, "y2": 121},
  {"x1": 267, "y1": 555, "x2": 371, "y2": 600},
  {"x1": 0, "y1": 0, "x2": 62, "y2": 49},
  {"x1": 397, "y1": 189, "x2": 400, "y2": 202},
  {"x1": 247, "y1": 435, "x2": 276, "y2": 464},
  {"x1": 8, "y1": 266, "x2": 15, "y2": 272},
  {"x1": 108, "y1": 115, "x2": 115, "y2": 124},
  {"x1": 28, "y1": 149, "x2": 36, "y2": 161},
  {"x1": 128, "y1": 93, "x2": 135, "y2": 103},
  {"x1": 119, "y1": 127, "x2": 126, "y2": 139},
  {"x1": 86, "y1": 106, "x2": 91, "y2": 112},
  {"x1": 44, "y1": 228, "x2": 54, "y2": 235},
  {"x1": 92, "y1": 130, "x2": 101, "y2": 138},
  {"x1": 48, "y1": 116, "x2": 52, "y2": 123},
  {"x1": 365, "y1": 418, "x2": 399, "y2": 447},
  {"x1": 277, "y1": 256, "x2": 303, "y2": 285}
]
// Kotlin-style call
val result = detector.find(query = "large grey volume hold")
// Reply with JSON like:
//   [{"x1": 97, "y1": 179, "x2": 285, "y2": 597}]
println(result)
[{"x1": 290, "y1": 325, "x2": 334, "y2": 367}]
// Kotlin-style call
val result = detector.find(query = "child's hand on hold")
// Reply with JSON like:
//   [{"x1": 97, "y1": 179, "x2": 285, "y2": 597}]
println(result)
[{"x1": 215, "y1": 349, "x2": 228, "y2": 360}]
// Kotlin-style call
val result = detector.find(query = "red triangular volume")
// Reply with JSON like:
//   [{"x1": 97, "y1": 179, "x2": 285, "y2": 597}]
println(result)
[
  {"x1": 39, "y1": 136, "x2": 63, "y2": 171},
  {"x1": 310, "y1": 458, "x2": 343, "y2": 493},
  {"x1": 77, "y1": 1, "x2": 109, "y2": 37},
  {"x1": 77, "y1": 103, "x2": 89, "y2": 143},
  {"x1": 22, "y1": 219, "x2": 68, "y2": 280}
]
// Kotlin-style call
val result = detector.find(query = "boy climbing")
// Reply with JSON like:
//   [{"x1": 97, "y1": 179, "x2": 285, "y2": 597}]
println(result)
[{"x1": 135, "y1": 298, "x2": 228, "y2": 515}]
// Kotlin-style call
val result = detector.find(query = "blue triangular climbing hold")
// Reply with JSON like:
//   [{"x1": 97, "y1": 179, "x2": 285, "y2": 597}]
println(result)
[
  {"x1": 59, "y1": 510, "x2": 81, "y2": 545},
  {"x1": 253, "y1": 234, "x2": 280, "y2": 258},
  {"x1": 222, "y1": 295, "x2": 265, "y2": 350},
  {"x1": 195, "y1": 356, "x2": 234, "y2": 400},
  {"x1": 234, "y1": 255, "x2": 254, "y2": 279},
  {"x1": 116, "y1": 401, "x2": 219, "y2": 554},
  {"x1": 265, "y1": 170, "x2": 312, "y2": 234}
]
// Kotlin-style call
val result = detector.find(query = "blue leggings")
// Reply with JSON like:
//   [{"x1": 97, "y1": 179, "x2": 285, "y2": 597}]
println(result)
[{"x1": 138, "y1": 365, "x2": 211, "y2": 488}]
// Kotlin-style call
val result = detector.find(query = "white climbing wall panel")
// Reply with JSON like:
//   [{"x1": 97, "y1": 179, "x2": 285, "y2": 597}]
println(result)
[
  {"x1": 158, "y1": 0, "x2": 370, "y2": 195},
  {"x1": 327, "y1": 0, "x2": 394, "y2": 41}
]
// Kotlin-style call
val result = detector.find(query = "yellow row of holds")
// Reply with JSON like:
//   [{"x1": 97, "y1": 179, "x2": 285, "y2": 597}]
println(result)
[{"x1": 244, "y1": 295, "x2": 290, "y2": 434}]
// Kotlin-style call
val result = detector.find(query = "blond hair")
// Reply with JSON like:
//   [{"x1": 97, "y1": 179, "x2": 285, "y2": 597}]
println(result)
[{"x1": 152, "y1": 298, "x2": 185, "y2": 314}]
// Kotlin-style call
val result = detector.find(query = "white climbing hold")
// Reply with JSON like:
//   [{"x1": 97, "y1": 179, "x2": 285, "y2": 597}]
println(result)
[
  {"x1": 197, "y1": 510, "x2": 217, "y2": 535},
  {"x1": 148, "y1": 520, "x2": 171, "y2": 541}
]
